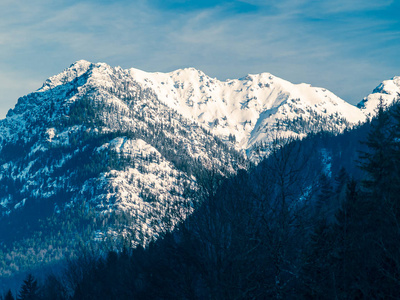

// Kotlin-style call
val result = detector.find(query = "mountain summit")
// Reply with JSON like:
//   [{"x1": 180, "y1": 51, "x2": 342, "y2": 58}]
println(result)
[
  {"x1": 0, "y1": 61, "x2": 399, "y2": 279},
  {"x1": 7, "y1": 61, "x2": 372, "y2": 159},
  {"x1": 2, "y1": 60, "x2": 397, "y2": 221},
  {"x1": 0, "y1": 60, "x2": 245, "y2": 270},
  {"x1": 128, "y1": 65, "x2": 367, "y2": 154},
  {"x1": 357, "y1": 76, "x2": 400, "y2": 116}
]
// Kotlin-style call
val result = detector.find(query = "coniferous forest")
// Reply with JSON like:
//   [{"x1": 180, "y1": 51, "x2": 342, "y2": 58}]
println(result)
[{"x1": 3, "y1": 101, "x2": 400, "y2": 299}]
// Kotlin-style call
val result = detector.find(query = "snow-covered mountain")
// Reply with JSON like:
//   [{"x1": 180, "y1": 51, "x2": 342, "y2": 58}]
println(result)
[
  {"x1": 7, "y1": 60, "x2": 373, "y2": 161},
  {"x1": 2, "y1": 59, "x2": 398, "y2": 229},
  {"x1": 0, "y1": 60, "x2": 399, "y2": 277},
  {"x1": 357, "y1": 76, "x2": 400, "y2": 116},
  {"x1": 0, "y1": 60, "x2": 247, "y2": 276},
  {"x1": 127, "y1": 65, "x2": 367, "y2": 156}
]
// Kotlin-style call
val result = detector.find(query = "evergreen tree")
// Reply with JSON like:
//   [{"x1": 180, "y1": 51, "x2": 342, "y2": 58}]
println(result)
[
  {"x1": 358, "y1": 98, "x2": 394, "y2": 201},
  {"x1": 17, "y1": 274, "x2": 40, "y2": 300},
  {"x1": 315, "y1": 173, "x2": 334, "y2": 220},
  {"x1": 41, "y1": 274, "x2": 67, "y2": 300},
  {"x1": 331, "y1": 179, "x2": 365, "y2": 298},
  {"x1": 388, "y1": 100, "x2": 400, "y2": 214},
  {"x1": 4, "y1": 290, "x2": 14, "y2": 300},
  {"x1": 334, "y1": 167, "x2": 349, "y2": 199},
  {"x1": 356, "y1": 100, "x2": 400, "y2": 297},
  {"x1": 301, "y1": 217, "x2": 335, "y2": 299}
]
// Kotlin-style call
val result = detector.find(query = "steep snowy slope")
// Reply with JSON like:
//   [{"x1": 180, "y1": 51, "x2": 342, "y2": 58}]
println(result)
[
  {"x1": 0, "y1": 60, "x2": 246, "y2": 258},
  {"x1": 5, "y1": 60, "x2": 370, "y2": 160},
  {"x1": 357, "y1": 76, "x2": 400, "y2": 116},
  {"x1": 1, "y1": 60, "x2": 397, "y2": 278},
  {"x1": 128, "y1": 66, "x2": 366, "y2": 156},
  {"x1": 3, "y1": 60, "x2": 396, "y2": 226}
]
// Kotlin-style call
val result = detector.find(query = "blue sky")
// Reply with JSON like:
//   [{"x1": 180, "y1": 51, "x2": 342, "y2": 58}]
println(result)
[{"x1": 1, "y1": 0, "x2": 399, "y2": 118}]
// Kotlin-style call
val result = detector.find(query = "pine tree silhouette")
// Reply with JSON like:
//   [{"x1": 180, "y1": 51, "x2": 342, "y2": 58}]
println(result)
[
  {"x1": 4, "y1": 290, "x2": 14, "y2": 300},
  {"x1": 17, "y1": 274, "x2": 39, "y2": 300}
]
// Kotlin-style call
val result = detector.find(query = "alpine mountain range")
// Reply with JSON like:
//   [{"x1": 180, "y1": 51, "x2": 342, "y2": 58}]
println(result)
[{"x1": 1, "y1": 60, "x2": 400, "y2": 289}]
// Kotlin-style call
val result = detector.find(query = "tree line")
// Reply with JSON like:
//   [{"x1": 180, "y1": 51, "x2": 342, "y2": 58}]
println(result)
[{"x1": 3, "y1": 100, "x2": 400, "y2": 299}]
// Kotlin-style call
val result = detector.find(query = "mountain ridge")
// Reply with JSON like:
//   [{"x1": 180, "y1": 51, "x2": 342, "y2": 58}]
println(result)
[
  {"x1": 0, "y1": 61, "x2": 245, "y2": 245},
  {"x1": 357, "y1": 75, "x2": 400, "y2": 116},
  {"x1": 1, "y1": 60, "x2": 400, "y2": 280},
  {"x1": 8, "y1": 60, "x2": 389, "y2": 161}
]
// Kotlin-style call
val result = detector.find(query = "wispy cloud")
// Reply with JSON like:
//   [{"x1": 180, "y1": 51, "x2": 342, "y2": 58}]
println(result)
[{"x1": 0, "y1": 0, "x2": 399, "y2": 117}]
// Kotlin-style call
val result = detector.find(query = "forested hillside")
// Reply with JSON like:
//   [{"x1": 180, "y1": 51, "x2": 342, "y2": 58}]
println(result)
[
  {"x1": 1, "y1": 61, "x2": 399, "y2": 297},
  {"x1": 5, "y1": 100, "x2": 400, "y2": 299},
  {"x1": 0, "y1": 62, "x2": 246, "y2": 288}
]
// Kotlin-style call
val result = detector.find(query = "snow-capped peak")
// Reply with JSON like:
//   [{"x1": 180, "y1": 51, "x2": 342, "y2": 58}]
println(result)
[
  {"x1": 122, "y1": 63, "x2": 367, "y2": 158},
  {"x1": 1, "y1": 60, "x2": 399, "y2": 277},
  {"x1": 6, "y1": 60, "x2": 382, "y2": 161},
  {"x1": 38, "y1": 60, "x2": 93, "y2": 92},
  {"x1": 357, "y1": 76, "x2": 400, "y2": 117}
]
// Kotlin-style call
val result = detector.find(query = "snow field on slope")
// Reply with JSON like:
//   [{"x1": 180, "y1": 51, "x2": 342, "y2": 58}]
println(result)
[
  {"x1": 88, "y1": 137, "x2": 197, "y2": 245},
  {"x1": 358, "y1": 76, "x2": 400, "y2": 117}
]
